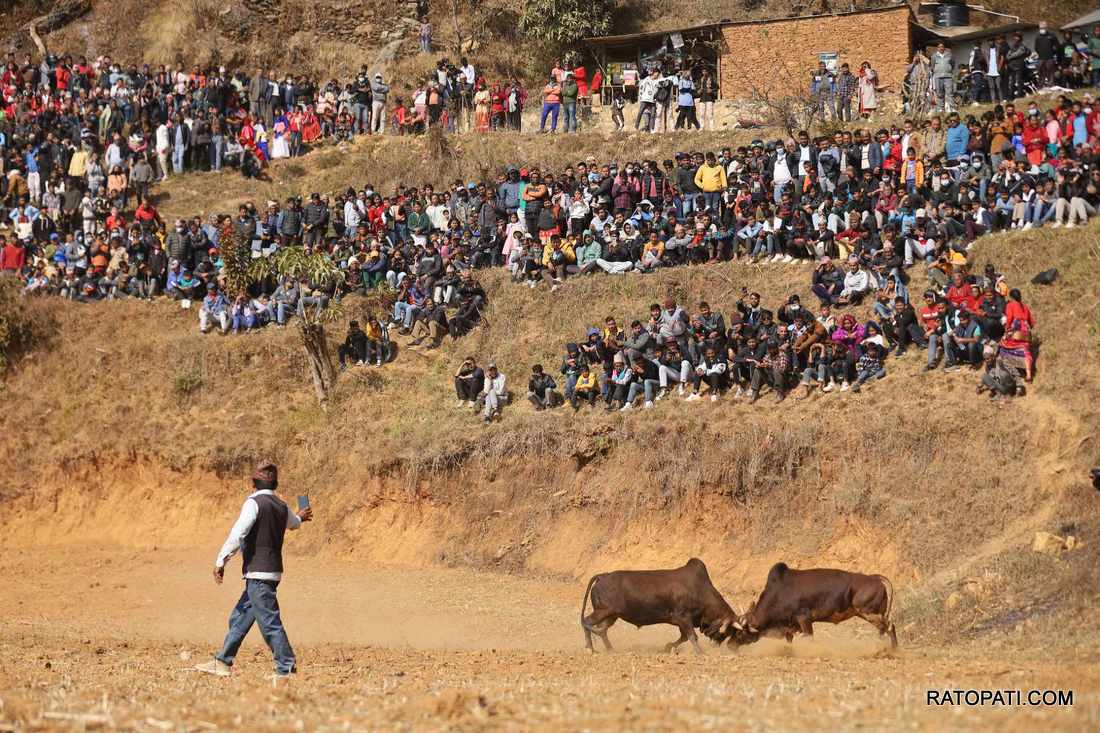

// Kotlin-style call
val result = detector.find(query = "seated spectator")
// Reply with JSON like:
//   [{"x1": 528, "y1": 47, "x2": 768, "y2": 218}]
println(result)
[
  {"x1": 454, "y1": 356, "x2": 484, "y2": 407},
  {"x1": 571, "y1": 364, "x2": 600, "y2": 410},
  {"x1": 527, "y1": 364, "x2": 560, "y2": 410},
  {"x1": 199, "y1": 282, "x2": 229, "y2": 334},
  {"x1": 477, "y1": 362, "x2": 508, "y2": 423},
  {"x1": 338, "y1": 320, "x2": 369, "y2": 368}
]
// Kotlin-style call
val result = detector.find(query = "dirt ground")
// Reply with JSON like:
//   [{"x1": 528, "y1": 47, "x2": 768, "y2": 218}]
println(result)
[{"x1": 0, "y1": 548, "x2": 1096, "y2": 732}]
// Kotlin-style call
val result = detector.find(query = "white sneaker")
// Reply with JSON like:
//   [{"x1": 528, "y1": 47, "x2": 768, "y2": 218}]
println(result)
[
  {"x1": 1021, "y1": 222, "x2": 1032, "y2": 231},
  {"x1": 1066, "y1": 222, "x2": 1076, "y2": 228},
  {"x1": 643, "y1": 401, "x2": 653, "y2": 409},
  {"x1": 734, "y1": 387, "x2": 745, "y2": 399},
  {"x1": 195, "y1": 659, "x2": 231, "y2": 677},
  {"x1": 677, "y1": 384, "x2": 685, "y2": 396},
  {"x1": 456, "y1": 399, "x2": 465, "y2": 408},
  {"x1": 685, "y1": 392, "x2": 701, "y2": 402},
  {"x1": 782, "y1": 254, "x2": 794, "y2": 263},
  {"x1": 770, "y1": 254, "x2": 783, "y2": 263},
  {"x1": 710, "y1": 394, "x2": 718, "y2": 402},
  {"x1": 1050, "y1": 222, "x2": 1062, "y2": 228},
  {"x1": 840, "y1": 382, "x2": 850, "y2": 392},
  {"x1": 655, "y1": 389, "x2": 667, "y2": 401},
  {"x1": 550, "y1": 284, "x2": 559, "y2": 293},
  {"x1": 822, "y1": 383, "x2": 834, "y2": 393},
  {"x1": 619, "y1": 402, "x2": 633, "y2": 411}
]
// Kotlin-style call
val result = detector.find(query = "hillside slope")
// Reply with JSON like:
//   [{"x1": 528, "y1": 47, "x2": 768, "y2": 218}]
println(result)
[{"x1": 2, "y1": 215, "x2": 1098, "y2": 652}]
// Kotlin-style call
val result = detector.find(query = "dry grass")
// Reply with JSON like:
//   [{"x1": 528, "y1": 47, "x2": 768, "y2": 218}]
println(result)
[{"x1": 4, "y1": 221, "x2": 1099, "y2": 646}]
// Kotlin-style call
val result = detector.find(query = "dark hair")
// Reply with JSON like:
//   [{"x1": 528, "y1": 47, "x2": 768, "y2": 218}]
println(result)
[{"x1": 532, "y1": 363, "x2": 543, "y2": 373}]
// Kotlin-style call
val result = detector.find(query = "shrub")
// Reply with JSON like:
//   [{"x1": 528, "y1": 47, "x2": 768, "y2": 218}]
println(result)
[{"x1": 0, "y1": 278, "x2": 53, "y2": 374}]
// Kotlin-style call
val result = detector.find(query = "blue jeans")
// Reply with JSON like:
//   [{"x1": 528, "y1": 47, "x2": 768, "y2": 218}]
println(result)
[
  {"x1": 750, "y1": 234, "x2": 775, "y2": 257},
  {"x1": 927, "y1": 333, "x2": 951, "y2": 367},
  {"x1": 210, "y1": 135, "x2": 224, "y2": 170},
  {"x1": 563, "y1": 102, "x2": 577, "y2": 132},
  {"x1": 216, "y1": 579, "x2": 296, "y2": 674},
  {"x1": 275, "y1": 302, "x2": 293, "y2": 325},
  {"x1": 172, "y1": 145, "x2": 186, "y2": 174},
  {"x1": 679, "y1": 195, "x2": 695, "y2": 219},
  {"x1": 351, "y1": 103, "x2": 370, "y2": 134},
  {"x1": 854, "y1": 366, "x2": 886, "y2": 387},
  {"x1": 393, "y1": 301, "x2": 420, "y2": 328},
  {"x1": 626, "y1": 378, "x2": 659, "y2": 404},
  {"x1": 539, "y1": 102, "x2": 560, "y2": 132},
  {"x1": 1029, "y1": 200, "x2": 1055, "y2": 226},
  {"x1": 703, "y1": 192, "x2": 721, "y2": 213},
  {"x1": 297, "y1": 295, "x2": 328, "y2": 318}
]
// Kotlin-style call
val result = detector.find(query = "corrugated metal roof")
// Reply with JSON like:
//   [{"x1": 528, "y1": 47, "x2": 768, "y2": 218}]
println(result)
[
  {"x1": 584, "y1": 1, "x2": 910, "y2": 46},
  {"x1": 584, "y1": 23, "x2": 719, "y2": 47},
  {"x1": 1062, "y1": 9, "x2": 1100, "y2": 30},
  {"x1": 914, "y1": 21, "x2": 1039, "y2": 43}
]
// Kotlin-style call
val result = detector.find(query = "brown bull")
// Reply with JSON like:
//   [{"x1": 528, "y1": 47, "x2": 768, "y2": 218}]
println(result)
[
  {"x1": 580, "y1": 558, "x2": 741, "y2": 654},
  {"x1": 737, "y1": 562, "x2": 897, "y2": 648}
]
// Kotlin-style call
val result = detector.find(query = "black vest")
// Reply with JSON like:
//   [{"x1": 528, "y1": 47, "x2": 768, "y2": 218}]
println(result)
[{"x1": 241, "y1": 493, "x2": 288, "y2": 575}]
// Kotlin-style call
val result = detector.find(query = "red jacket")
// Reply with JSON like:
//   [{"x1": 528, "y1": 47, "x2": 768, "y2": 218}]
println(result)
[{"x1": 1, "y1": 243, "x2": 26, "y2": 271}]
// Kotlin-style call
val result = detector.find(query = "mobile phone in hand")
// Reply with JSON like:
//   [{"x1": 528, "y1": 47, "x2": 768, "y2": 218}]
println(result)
[{"x1": 297, "y1": 495, "x2": 310, "y2": 512}]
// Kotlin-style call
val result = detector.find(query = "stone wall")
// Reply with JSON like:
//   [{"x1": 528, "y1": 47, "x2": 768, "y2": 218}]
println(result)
[{"x1": 719, "y1": 6, "x2": 912, "y2": 100}]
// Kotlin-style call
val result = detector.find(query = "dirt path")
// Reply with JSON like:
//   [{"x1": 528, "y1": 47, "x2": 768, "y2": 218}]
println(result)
[{"x1": 1, "y1": 548, "x2": 1097, "y2": 731}]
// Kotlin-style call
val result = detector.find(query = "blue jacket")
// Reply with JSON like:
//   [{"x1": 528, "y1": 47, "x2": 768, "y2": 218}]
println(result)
[
  {"x1": 945, "y1": 124, "x2": 969, "y2": 160},
  {"x1": 203, "y1": 292, "x2": 228, "y2": 315}
]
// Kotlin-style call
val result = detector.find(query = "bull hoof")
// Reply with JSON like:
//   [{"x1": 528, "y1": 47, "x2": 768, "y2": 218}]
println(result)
[{"x1": 586, "y1": 647, "x2": 596, "y2": 655}]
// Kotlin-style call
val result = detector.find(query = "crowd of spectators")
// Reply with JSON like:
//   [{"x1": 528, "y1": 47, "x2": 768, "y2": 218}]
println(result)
[
  {"x1": 9, "y1": 48, "x2": 1097, "y2": 415},
  {"x1": 518, "y1": 278, "x2": 1031, "y2": 419}
]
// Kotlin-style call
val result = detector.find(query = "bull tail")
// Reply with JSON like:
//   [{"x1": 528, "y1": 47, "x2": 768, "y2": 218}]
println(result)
[
  {"x1": 580, "y1": 574, "x2": 601, "y2": 629},
  {"x1": 874, "y1": 574, "x2": 895, "y2": 622}
]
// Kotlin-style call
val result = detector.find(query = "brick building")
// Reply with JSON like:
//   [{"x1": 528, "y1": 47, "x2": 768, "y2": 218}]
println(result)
[
  {"x1": 717, "y1": 3, "x2": 914, "y2": 98},
  {"x1": 585, "y1": 2, "x2": 915, "y2": 102}
]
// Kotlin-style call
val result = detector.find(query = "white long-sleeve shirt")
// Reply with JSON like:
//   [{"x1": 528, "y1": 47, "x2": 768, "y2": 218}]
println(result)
[
  {"x1": 215, "y1": 490, "x2": 302, "y2": 580},
  {"x1": 480, "y1": 373, "x2": 506, "y2": 398}
]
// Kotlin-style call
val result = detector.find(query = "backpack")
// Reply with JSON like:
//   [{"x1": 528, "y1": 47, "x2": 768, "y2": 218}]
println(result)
[{"x1": 655, "y1": 81, "x2": 671, "y2": 104}]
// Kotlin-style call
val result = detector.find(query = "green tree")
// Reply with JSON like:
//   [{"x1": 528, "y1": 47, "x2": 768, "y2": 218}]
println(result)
[
  {"x1": 250, "y1": 247, "x2": 344, "y2": 407},
  {"x1": 519, "y1": 0, "x2": 615, "y2": 47}
]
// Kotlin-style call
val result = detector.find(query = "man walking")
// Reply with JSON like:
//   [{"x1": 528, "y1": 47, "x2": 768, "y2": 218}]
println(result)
[{"x1": 195, "y1": 463, "x2": 313, "y2": 678}]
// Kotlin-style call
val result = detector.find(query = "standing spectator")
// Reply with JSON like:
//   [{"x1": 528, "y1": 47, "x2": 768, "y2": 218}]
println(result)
[
  {"x1": 858, "y1": 61, "x2": 878, "y2": 118},
  {"x1": 371, "y1": 74, "x2": 389, "y2": 135},
  {"x1": 419, "y1": 17, "x2": 432, "y2": 54},
  {"x1": 1035, "y1": 21, "x2": 1057, "y2": 88},
  {"x1": 835, "y1": 63, "x2": 858, "y2": 122},
  {"x1": 561, "y1": 72, "x2": 579, "y2": 133},
  {"x1": 697, "y1": 68, "x2": 718, "y2": 131},
  {"x1": 810, "y1": 61, "x2": 836, "y2": 120},
  {"x1": 539, "y1": 75, "x2": 562, "y2": 133},
  {"x1": 931, "y1": 42, "x2": 955, "y2": 113},
  {"x1": 1004, "y1": 33, "x2": 1031, "y2": 100},
  {"x1": 674, "y1": 68, "x2": 699, "y2": 130}
]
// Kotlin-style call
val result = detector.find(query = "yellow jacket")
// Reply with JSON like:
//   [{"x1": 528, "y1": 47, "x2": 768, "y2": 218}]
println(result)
[
  {"x1": 574, "y1": 372, "x2": 598, "y2": 392},
  {"x1": 693, "y1": 163, "x2": 727, "y2": 193},
  {"x1": 68, "y1": 149, "x2": 90, "y2": 178},
  {"x1": 542, "y1": 242, "x2": 576, "y2": 266}
]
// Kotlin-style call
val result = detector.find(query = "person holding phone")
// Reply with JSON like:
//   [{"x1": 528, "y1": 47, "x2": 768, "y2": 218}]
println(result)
[{"x1": 195, "y1": 463, "x2": 312, "y2": 678}]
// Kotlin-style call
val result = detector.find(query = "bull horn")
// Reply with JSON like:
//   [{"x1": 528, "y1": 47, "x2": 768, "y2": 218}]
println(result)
[
  {"x1": 719, "y1": 619, "x2": 731, "y2": 635},
  {"x1": 731, "y1": 620, "x2": 743, "y2": 631}
]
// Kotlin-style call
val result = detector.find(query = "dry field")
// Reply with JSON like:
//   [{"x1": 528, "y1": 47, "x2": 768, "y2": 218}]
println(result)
[{"x1": 2, "y1": 547, "x2": 1098, "y2": 732}]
